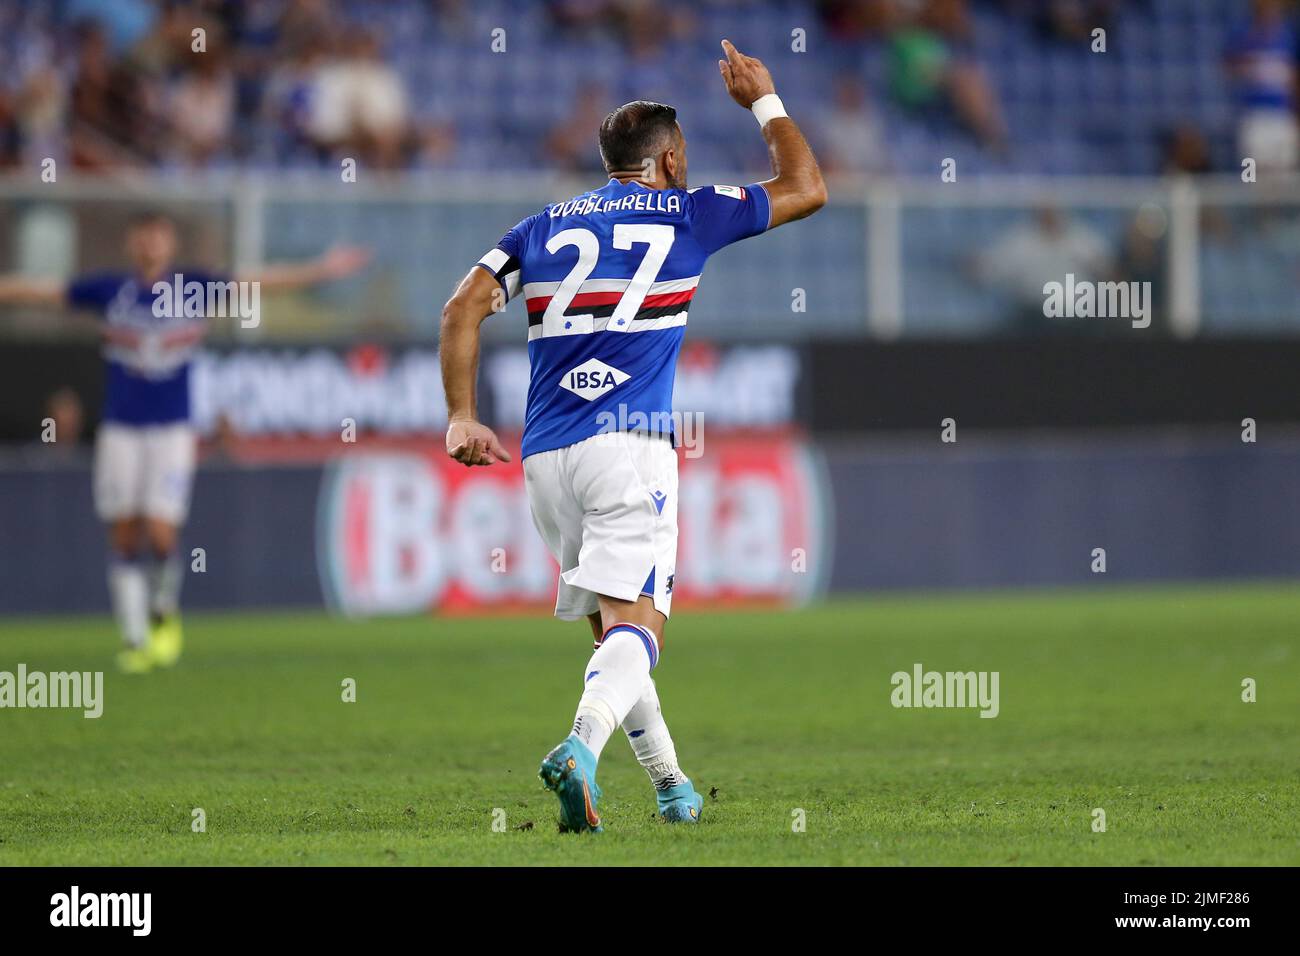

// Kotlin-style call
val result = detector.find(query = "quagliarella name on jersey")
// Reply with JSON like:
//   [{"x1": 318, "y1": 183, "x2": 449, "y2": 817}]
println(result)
[{"x1": 550, "y1": 192, "x2": 683, "y2": 218}]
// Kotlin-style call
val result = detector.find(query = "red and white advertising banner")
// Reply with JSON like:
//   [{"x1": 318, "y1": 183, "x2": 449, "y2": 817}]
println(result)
[{"x1": 316, "y1": 435, "x2": 830, "y2": 616}]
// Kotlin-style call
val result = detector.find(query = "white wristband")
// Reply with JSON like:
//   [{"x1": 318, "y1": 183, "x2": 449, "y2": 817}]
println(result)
[{"x1": 751, "y1": 93, "x2": 787, "y2": 128}]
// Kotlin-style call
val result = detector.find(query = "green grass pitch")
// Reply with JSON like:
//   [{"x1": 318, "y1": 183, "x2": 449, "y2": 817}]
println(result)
[{"x1": 1, "y1": 584, "x2": 1297, "y2": 866}]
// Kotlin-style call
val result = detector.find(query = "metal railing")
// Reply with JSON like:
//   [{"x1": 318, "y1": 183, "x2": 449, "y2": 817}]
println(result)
[{"x1": 1, "y1": 171, "x2": 1296, "y2": 340}]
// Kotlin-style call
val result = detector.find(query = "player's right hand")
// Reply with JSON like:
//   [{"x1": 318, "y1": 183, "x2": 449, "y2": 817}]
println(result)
[
  {"x1": 718, "y1": 39, "x2": 776, "y2": 109},
  {"x1": 446, "y1": 418, "x2": 512, "y2": 467}
]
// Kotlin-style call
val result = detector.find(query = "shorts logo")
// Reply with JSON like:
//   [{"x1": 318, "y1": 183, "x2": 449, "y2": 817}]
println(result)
[{"x1": 560, "y1": 358, "x2": 630, "y2": 402}]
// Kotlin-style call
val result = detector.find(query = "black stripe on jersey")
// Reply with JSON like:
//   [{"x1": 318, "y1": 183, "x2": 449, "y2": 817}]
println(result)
[{"x1": 526, "y1": 302, "x2": 690, "y2": 327}]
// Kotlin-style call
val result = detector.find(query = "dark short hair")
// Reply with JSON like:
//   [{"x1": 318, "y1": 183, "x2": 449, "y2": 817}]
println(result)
[{"x1": 598, "y1": 101, "x2": 679, "y2": 172}]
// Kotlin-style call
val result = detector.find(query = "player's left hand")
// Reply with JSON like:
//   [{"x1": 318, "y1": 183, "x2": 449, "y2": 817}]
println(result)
[
  {"x1": 446, "y1": 418, "x2": 512, "y2": 466},
  {"x1": 317, "y1": 245, "x2": 371, "y2": 280}
]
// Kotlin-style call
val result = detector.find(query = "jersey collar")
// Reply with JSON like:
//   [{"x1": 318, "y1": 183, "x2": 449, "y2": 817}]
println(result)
[{"x1": 608, "y1": 177, "x2": 654, "y2": 191}]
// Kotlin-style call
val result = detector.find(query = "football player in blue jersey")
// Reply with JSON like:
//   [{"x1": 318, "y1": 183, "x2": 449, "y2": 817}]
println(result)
[
  {"x1": 439, "y1": 41, "x2": 825, "y2": 831},
  {"x1": 0, "y1": 211, "x2": 368, "y2": 672}
]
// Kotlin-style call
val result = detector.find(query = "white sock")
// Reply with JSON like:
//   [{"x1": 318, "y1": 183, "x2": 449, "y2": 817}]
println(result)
[
  {"x1": 571, "y1": 623, "x2": 657, "y2": 759},
  {"x1": 147, "y1": 550, "x2": 183, "y2": 619},
  {"x1": 622, "y1": 678, "x2": 688, "y2": 791},
  {"x1": 108, "y1": 555, "x2": 150, "y2": 649}
]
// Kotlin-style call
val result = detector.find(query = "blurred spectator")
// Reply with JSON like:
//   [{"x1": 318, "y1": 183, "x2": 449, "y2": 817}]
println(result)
[
  {"x1": 1025, "y1": 0, "x2": 1120, "y2": 43},
  {"x1": 13, "y1": 62, "x2": 67, "y2": 167},
  {"x1": 545, "y1": 84, "x2": 611, "y2": 176},
  {"x1": 306, "y1": 31, "x2": 410, "y2": 169},
  {"x1": 545, "y1": 0, "x2": 612, "y2": 38},
  {"x1": 973, "y1": 205, "x2": 1116, "y2": 333},
  {"x1": 1120, "y1": 204, "x2": 1168, "y2": 333},
  {"x1": 817, "y1": 77, "x2": 891, "y2": 175},
  {"x1": 816, "y1": 0, "x2": 895, "y2": 42},
  {"x1": 277, "y1": 0, "x2": 340, "y2": 50},
  {"x1": 1157, "y1": 125, "x2": 1232, "y2": 242},
  {"x1": 42, "y1": 387, "x2": 86, "y2": 457},
  {"x1": 887, "y1": 0, "x2": 1007, "y2": 153},
  {"x1": 263, "y1": 35, "x2": 329, "y2": 159},
  {"x1": 68, "y1": 23, "x2": 124, "y2": 167},
  {"x1": 1224, "y1": 0, "x2": 1298, "y2": 173},
  {"x1": 545, "y1": 0, "x2": 693, "y2": 52},
  {"x1": 65, "y1": 0, "x2": 157, "y2": 54},
  {"x1": 0, "y1": 0, "x2": 1276, "y2": 177},
  {"x1": 122, "y1": 0, "x2": 199, "y2": 72},
  {"x1": 1161, "y1": 124, "x2": 1213, "y2": 176},
  {"x1": 615, "y1": 0, "x2": 694, "y2": 60},
  {"x1": 167, "y1": 53, "x2": 235, "y2": 168}
]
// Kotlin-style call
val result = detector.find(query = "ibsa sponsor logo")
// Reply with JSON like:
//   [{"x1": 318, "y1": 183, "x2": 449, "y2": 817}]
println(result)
[
  {"x1": 316, "y1": 438, "x2": 830, "y2": 616},
  {"x1": 560, "y1": 358, "x2": 630, "y2": 401},
  {"x1": 488, "y1": 341, "x2": 800, "y2": 430}
]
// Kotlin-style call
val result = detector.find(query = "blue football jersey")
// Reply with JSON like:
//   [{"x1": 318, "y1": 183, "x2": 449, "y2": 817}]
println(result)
[
  {"x1": 67, "y1": 271, "x2": 222, "y2": 426},
  {"x1": 476, "y1": 178, "x2": 770, "y2": 458}
]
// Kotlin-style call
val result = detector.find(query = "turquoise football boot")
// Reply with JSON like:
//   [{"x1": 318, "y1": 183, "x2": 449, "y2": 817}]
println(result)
[
  {"x1": 538, "y1": 735, "x2": 603, "y2": 833},
  {"x1": 657, "y1": 779, "x2": 703, "y2": 824}
]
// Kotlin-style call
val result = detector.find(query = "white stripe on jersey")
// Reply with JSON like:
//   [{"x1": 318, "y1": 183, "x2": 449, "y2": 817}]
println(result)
[{"x1": 526, "y1": 309, "x2": 689, "y2": 341}]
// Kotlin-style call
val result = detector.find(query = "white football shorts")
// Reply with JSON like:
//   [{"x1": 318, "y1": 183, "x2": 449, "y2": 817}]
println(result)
[
  {"x1": 93, "y1": 422, "x2": 197, "y2": 525},
  {"x1": 523, "y1": 430, "x2": 678, "y2": 621}
]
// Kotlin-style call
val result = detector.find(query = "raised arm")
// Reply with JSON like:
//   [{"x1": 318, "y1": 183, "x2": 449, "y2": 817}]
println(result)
[
  {"x1": 440, "y1": 265, "x2": 512, "y2": 467},
  {"x1": 718, "y1": 39, "x2": 827, "y2": 228},
  {"x1": 0, "y1": 275, "x2": 67, "y2": 308},
  {"x1": 235, "y1": 245, "x2": 370, "y2": 292}
]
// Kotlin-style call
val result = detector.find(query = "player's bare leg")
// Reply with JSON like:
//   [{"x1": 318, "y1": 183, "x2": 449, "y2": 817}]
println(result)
[
  {"x1": 142, "y1": 516, "x2": 184, "y2": 667},
  {"x1": 109, "y1": 517, "x2": 143, "y2": 558},
  {"x1": 107, "y1": 516, "x2": 152, "y2": 673}
]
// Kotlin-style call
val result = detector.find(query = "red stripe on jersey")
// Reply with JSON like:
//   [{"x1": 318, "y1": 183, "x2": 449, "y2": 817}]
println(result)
[
  {"x1": 640, "y1": 288, "x2": 695, "y2": 309},
  {"x1": 525, "y1": 287, "x2": 695, "y2": 315},
  {"x1": 525, "y1": 290, "x2": 619, "y2": 313}
]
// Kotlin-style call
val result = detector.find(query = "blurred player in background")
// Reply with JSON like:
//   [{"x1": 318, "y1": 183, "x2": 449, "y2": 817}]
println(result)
[
  {"x1": 0, "y1": 213, "x2": 368, "y2": 672},
  {"x1": 440, "y1": 41, "x2": 825, "y2": 831}
]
